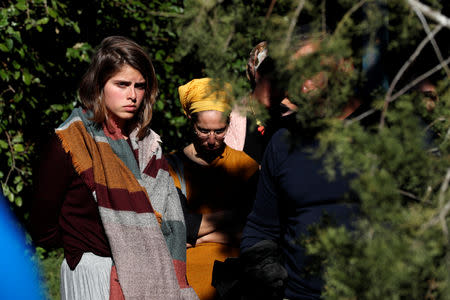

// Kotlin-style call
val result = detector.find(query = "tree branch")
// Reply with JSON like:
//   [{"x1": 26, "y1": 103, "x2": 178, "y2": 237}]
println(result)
[
  {"x1": 444, "y1": 127, "x2": 450, "y2": 144},
  {"x1": 282, "y1": 0, "x2": 306, "y2": 52},
  {"x1": 334, "y1": 0, "x2": 368, "y2": 36},
  {"x1": 345, "y1": 107, "x2": 377, "y2": 125},
  {"x1": 423, "y1": 116, "x2": 446, "y2": 133},
  {"x1": 390, "y1": 55, "x2": 450, "y2": 103},
  {"x1": 439, "y1": 169, "x2": 450, "y2": 208},
  {"x1": 421, "y1": 199, "x2": 450, "y2": 233},
  {"x1": 145, "y1": 10, "x2": 185, "y2": 18},
  {"x1": 0, "y1": 85, "x2": 15, "y2": 97},
  {"x1": 208, "y1": 17, "x2": 217, "y2": 38},
  {"x1": 223, "y1": 27, "x2": 235, "y2": 53},
  {"x1": 398, "y1": 189, "x2": 421, "y2": 202},
  {"x1": 379, "y1": 24, "x2": 443, "y2": 129},
  {"x1": 407, "y1": 0, "x2": 450, "y2": 29},
  {"x1": 439, "y1": 168, "x2": 450, "y2": 242},
  {"x1": 348, "y1": 54, "x2": 450, "y2": 127},
  {"x1": 412, "y1": 6, "x2": 450, "y2": 78},
  {"x1": 421, "y1": 168, "x2": 450, "y2": 242},
  {"x1": 321, "y1": 0, "x2": 326, "y2": 33},
  {"x1": 266, "y1": 0, "x2": 277, "y2": 19}
]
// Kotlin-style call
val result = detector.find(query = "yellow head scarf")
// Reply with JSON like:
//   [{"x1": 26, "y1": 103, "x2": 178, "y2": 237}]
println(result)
[{"x1": 178, "y1": 78, "x2": 232, "y2": 115}]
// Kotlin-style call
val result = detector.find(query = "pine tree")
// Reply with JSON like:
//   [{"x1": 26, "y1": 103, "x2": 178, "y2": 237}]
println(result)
[{"x1": 176, "y1": 0, "x2": 450, "y2": 298}]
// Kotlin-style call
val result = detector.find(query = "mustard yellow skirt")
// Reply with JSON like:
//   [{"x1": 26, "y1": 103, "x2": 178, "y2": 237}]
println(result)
[{"x1": 186, "y1": 243, "x2": 239, "y2": 300}]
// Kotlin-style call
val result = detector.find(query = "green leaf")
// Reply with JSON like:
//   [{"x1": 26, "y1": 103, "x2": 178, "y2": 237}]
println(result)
[
  {"x1": 12, "y1": 60, "x2": 20, "y2": 70},
  {"x1": 13, "y1": 144, "x2": 24, "y2": 152},
  {"x1": 48, "y1": 7, "x2": 58, "y2": 19},
  {"x1": 37, "y1": 17, "x2": 49, "y2": 25},
  {"x1": 51, "y1": 104, "x2": 64, "y2": 111},
  {"x1": 7, "y1": 191, "x2": 14, "y2": 203},
  {"x1": 16, "y1": 0, "x2": 27, "y2": 11},
  {"x1": 18, "y1": 47, "x2": 24, "y2": 58},
  {"x1": 155, "y1": 50, "x2": 165, "y2": 61},
  {"x1": 6, "y1": 27, "x2": 22, "y2": 43},
  {"x1": 0, "y1": 140, "x2": 8, "y2": 149},
  {"x1": 0, "y1": 43, "x2": 9, "y2": 52},
  {"x1": 156, "y1": 100, "x2": 164, "y2": 111},
  {"x1": 5, "y1": 39, "x2": 13, "y2": 50},
  {"x1": 35, "y1": 63, "x2": 45, "y2": 72},
  {"x1": 15, "y1": 196, "x2": 22, "y2": 207},
  {"x1": 0, "y1": 69, "x2": 10, "y2": 81},
  {"x1": 73, "y1": 22, "x2": 80, "y2": 33},
  {"x1": 16, "y1": 182, "x2": 23, "y2": 193},
  {"x1": 22, "y1": 70, "x2": 32, "y2": 85},
  {"x1": 13, "y1": 92, "x2": 23, "y2": 103},
  {"x1": 0, "y1": 13, "x2": 8, "y2": 28},
  {"x1": 12, "y1": 133, "x2": 23, "y2": 143}
]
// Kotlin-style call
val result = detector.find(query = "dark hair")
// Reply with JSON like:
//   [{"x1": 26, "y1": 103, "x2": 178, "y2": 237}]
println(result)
[{"x1": 79, "y1": 36, "x2": 158, "y2": 139}]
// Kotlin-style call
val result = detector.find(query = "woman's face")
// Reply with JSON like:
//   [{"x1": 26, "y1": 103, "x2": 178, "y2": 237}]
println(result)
[
  {"x1": 193, "y1": 110, "x2": 228, "y2": 153},
  {"x1": 103, "y1": 64, "x2": 146, "y2": 129}
]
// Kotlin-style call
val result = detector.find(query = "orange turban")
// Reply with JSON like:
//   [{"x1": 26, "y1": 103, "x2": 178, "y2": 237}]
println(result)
[{"x1": 178, "y1": 78, "x2": 232, "y2": 115}]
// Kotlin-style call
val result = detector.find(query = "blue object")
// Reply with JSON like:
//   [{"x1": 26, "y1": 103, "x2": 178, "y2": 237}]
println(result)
[{"x1": 0, "y1": 190, "x2": 44, "y2": 300}]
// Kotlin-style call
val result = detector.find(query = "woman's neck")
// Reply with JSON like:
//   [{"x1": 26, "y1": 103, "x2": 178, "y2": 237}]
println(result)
[
  {"x1": 183, "y1": 143, "x2": 225, "y2": 166},
  {"x1": 105, "y1": 117, "x2": 130, "y2": 139}
]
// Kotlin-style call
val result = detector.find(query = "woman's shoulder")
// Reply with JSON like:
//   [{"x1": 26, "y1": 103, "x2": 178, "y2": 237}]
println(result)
[
  {"x1": 41, "y1": 132, "x2": 71, "y2": 160},
  {"x1": 34, "y1": 132, "x2": 75, "y2": 183},
  {"x1": 222, "y1": 146, "x2": 259, "y2": 174},
  {"x1": 165, "y1": 149, "x2": 188, "y2": 167}
]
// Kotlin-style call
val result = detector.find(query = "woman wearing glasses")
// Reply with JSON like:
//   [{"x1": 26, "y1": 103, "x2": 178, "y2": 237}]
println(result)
[{"x1": 167, "y1": 78, "x2": 259, "y2": 300}]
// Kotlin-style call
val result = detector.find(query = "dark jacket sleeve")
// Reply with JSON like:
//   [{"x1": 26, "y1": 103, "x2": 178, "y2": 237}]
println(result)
[{"x1": 30, "y1": 133, "x2": 71, "y2": 248}]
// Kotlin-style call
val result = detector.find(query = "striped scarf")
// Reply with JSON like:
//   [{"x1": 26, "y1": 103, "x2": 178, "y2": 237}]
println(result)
[{"x1": 56, "y1": 108, "x2": 197, "y2": 299}]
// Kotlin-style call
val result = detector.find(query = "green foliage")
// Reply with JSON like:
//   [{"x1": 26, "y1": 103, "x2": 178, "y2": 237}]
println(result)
[
  {"x1": 178, "y1": 0, "x2": 450, "y2": 298},
  {"x1": 2, "y1": 0, "x2": 450, "y2": 298},
  {"x1": 176, "y1": 0, "x2": 273, "y2": 103},
  {"x1": 1, "y1": 0, "x2": 80, "y2": 218},
  {"x1": 300, "y1": 93, "x2": 450, "y2": 299},
  {"x1": 34, "y1": 247, "x2": 64, "y2": 300},
  {"x1": 0, "y1": 0, "x2": 199, "y2": 296}
]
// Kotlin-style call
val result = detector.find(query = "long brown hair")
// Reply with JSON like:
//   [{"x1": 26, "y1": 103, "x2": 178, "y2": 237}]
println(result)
[{"x1": 79, "y1": 36, "x2": 158, "y2": 139}]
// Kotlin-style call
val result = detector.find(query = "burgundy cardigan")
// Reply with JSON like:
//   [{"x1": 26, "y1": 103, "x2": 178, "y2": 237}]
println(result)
[{"x1": 31, "y1": 134, "x2": 111, "y2": 270}]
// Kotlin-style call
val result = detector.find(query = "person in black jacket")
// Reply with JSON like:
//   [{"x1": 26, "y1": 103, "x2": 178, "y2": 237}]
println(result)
[{"x1": 215, "y1": 36, "x2": 368, "y2": 300}]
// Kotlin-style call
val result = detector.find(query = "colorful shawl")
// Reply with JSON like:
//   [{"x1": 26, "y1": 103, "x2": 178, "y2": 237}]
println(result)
[{"x1": 56, "y1": 107, "x2": 198, "y2": 299}]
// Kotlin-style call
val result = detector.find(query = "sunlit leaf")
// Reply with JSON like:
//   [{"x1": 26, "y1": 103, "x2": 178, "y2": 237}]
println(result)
[
  {"x1": 13, "y1": 144, "x2": 24, "y2": 152},
  {"x1": 0, "y1": 43, "x2": 9, "y2": 52},
  {"x1": 22, "y1": 70, "x2": 32, "y2": 85}
]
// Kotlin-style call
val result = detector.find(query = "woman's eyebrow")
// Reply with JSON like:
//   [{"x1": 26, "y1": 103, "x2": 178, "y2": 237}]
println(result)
[
  {"x1": 113, "y1": 80, "x2": 146, "y2": 85},
  {"x1": 113, "y1": 80, "x2": 131, "y2": 84},
  {"x1": 197, "y1": 125, "x2": 228, "y2": 131}
]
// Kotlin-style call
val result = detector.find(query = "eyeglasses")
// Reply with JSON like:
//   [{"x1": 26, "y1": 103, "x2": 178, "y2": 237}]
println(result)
[{"x1": 194, "y1": 124, "x2": 228, "y2": 139}]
